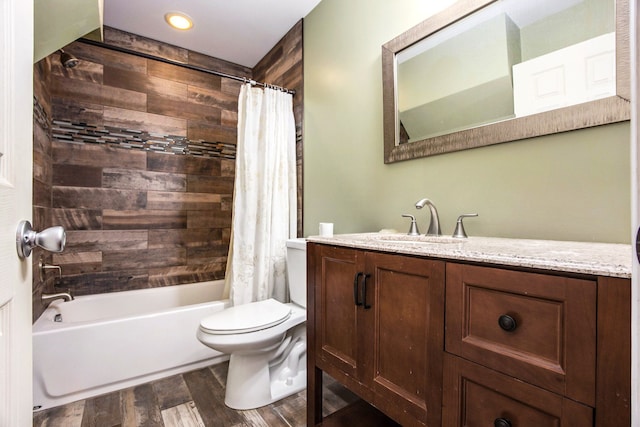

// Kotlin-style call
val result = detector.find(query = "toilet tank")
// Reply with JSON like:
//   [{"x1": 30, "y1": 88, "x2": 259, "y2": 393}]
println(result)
[{"x1": 286, "y1": 238, "x2": 307, "y2": 308}]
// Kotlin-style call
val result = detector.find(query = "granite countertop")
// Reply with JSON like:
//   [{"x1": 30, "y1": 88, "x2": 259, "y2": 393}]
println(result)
[{"x1": 306, "y1": 233, "x2": 632, "y2": 279}]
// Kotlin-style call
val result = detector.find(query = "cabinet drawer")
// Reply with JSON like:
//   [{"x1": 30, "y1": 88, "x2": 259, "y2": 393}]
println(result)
[
  {"x1": 443, "y1": 354, "x2": 593, "y2": 426},
  {"x1": 445, "y1": 263, "x2": 596, "y2": 406}
]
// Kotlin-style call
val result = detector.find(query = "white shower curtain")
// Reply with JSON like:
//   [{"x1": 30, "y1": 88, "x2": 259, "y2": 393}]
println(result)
[{"x1": 224, "y1": 84, "x2": 297, "y2": 306}]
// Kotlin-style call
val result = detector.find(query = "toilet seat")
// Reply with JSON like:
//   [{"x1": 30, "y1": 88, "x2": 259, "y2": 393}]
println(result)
[{"x1": 200, "y1": 298, "x2": 291, "y2": 335}]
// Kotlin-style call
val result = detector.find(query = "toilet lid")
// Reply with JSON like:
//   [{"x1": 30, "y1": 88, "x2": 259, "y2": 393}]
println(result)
[{"x1": 200, "y1": 298, "x2": 291, "y2": 335}]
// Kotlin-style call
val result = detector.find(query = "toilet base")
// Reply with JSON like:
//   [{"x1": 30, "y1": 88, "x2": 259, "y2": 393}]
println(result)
[{"x1": 224, "y1": 325, "x2": 306, "y2": 410}]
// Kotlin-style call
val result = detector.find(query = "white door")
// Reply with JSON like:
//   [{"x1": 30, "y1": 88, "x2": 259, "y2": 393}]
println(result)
[
  {"x1": 0, "y1": 0, "x2": 34, "y2": 425},
  {"x1": 632, "y1": 0, "x2": 640, "y2": 422}
]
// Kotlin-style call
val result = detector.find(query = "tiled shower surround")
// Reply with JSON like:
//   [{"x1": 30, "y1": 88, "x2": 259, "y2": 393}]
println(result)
[
  {"x1": 50, "y1": 139, "x2": 234, "y2": 287},
  {"x1": 32, "y1": 24, "x2": 303, "y2": 321}
]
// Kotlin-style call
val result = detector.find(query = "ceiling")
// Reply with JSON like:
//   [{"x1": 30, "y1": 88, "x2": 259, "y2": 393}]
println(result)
[{"x1": 103, "y1": 0, "x2": 323, "y2": 68}]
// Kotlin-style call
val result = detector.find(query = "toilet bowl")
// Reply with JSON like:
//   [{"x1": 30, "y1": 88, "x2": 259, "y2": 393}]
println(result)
[{"x1": 196, "y1": 238, "x2": 307, "y2": 410}]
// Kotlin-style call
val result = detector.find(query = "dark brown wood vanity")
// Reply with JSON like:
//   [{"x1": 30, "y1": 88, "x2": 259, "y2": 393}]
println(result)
[{"x1": 306, "y1": 234, "x2": 631, "y2": 427}]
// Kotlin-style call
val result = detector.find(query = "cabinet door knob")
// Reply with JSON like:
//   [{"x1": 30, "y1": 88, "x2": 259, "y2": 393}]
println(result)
[
  {"x1": 498, "y1": 314, "x2": 517, "y2": 332},
  {"x1": 353, "y1": 272, "x2": 363, "y2": 306},
  {"x1": 494, "y1": 418, "x2": 512, "y2": 427}
]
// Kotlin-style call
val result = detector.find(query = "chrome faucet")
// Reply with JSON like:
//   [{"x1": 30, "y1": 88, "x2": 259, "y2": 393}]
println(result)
[
  {"x1": 415, "y1": 198, "x2": 441, "y2": 236},
  {"x1": 41, "y1": 291, "x2": 74, "y2": 306}
]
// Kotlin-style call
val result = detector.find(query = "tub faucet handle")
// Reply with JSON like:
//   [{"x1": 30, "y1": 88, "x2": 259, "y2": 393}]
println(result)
[
  {"x1": 401, "y1": 214, "x2": 420, "y2": 236},
  {"x1": 39, "y1": 256, "x2": 62, "y2": 282},
  {"x1": 452, "y1": 214, "x2": 478, "y2": 238}
]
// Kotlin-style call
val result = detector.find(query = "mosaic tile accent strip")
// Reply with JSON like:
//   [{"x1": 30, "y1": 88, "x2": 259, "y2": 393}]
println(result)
[
  {"x1": 51, "y1": 120, "x2": 237, "y2": 159},
  {"x1": 34, "y1": 96, "x2": 50, "y2": 132}
]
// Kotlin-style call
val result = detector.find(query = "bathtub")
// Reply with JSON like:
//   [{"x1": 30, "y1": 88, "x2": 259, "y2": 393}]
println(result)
[{"x1": 32, "y1": 280, "x2": 230, "y2": 411}]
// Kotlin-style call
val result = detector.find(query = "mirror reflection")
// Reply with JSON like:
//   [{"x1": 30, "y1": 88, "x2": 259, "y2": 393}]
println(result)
[
  {"x1": 396, "y1": 0, "x2": 615, "y2": 144},
  {"x1": 382, "y1": 0, "x2": 629, "y2": 163}
]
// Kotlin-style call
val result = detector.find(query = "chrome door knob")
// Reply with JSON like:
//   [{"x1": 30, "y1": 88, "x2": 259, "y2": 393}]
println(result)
[{"x1": 16, "y1": 220, "x2": 66, "y2": 259}]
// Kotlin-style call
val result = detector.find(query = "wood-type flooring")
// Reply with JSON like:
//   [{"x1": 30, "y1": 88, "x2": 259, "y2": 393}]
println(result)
[{"x1": 33, "y1": 361, "x2": 359, "y2": 427}]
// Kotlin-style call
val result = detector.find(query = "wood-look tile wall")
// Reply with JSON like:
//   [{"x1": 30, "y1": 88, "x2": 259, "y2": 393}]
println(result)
[
  {"x1": 32, "y1": 22, "x2": 304, "y2": 311},
  {"x1": 51, "y1": 141, "x2": 234, "y2": 293},
  {"x1": 33, "y1": 56, "x2": 54, "y2": 321}
]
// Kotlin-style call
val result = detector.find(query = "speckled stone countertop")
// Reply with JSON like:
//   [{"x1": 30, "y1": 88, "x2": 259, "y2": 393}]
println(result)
[{"x1": 306, "y1": 233, "x2": 632, "y2": 279}]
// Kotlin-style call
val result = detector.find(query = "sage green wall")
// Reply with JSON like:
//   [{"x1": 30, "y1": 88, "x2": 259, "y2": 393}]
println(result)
[
  {"x1": 398, "y1": 14, "x2": 520, "y2": 109},
  {"x1": 303, "y1": 0, "x2": 630, "y2": 244},
  {"x1": 520, "y1": 0, "x2": 614, "y2": 61},
  {"x1": 34, "y1": 0, "x2": 103, "y2": 62}
]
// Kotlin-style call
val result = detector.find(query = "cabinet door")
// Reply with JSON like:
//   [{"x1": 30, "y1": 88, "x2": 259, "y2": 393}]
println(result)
[
  {"x1": 364, "y1": 252, "x2": 445, "y2": 427},
  {"x1": 313, "y1": 245, "x2": 369, "y2": 390},
  {"x1": 443, "y1": 354, "x2": 593, "y2": 426}
]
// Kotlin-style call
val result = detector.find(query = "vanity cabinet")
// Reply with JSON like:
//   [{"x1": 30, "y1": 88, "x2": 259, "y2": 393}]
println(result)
[
  {"x1": 307, "y1": 239, "x2": 630, "y2": 427},
  {"x1": 308, "y1": 243, "x2": 445, "y2": 427}
]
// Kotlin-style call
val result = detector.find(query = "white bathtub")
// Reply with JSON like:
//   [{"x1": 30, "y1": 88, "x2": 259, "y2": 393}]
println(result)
[{"x1": 32, "y1": 280, "x2": 230, "y2": 411}]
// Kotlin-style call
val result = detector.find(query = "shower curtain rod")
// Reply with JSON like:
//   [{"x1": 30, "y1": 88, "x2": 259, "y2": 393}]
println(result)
[{"x1": 78, "y1": 38, "x2": 296, "y2": 95}]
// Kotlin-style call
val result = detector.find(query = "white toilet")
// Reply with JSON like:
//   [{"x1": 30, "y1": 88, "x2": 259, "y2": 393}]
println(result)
[{"x1": 196, "y1": 238, "x2": 307, "y2": 410}]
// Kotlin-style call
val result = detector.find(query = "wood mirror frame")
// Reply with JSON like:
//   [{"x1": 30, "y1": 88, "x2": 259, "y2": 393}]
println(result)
[{"x1": 382, "y1": 0, "x2": 630, "y2": 164}]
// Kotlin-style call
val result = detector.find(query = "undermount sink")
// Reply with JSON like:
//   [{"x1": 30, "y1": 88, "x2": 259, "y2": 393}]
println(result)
[{"x1": 368, "y1": 234, "x2": 465, "y2": 244}]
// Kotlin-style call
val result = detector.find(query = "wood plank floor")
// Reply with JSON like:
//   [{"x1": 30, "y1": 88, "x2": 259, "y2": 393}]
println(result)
[{"x1": 33, "y1": 362, "x2": 360, "y2": 427}]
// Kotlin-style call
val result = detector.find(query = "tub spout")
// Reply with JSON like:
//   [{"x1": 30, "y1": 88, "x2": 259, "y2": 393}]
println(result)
[{"x1": 41, "y1": 291, "x2": 74, "y2": 306}]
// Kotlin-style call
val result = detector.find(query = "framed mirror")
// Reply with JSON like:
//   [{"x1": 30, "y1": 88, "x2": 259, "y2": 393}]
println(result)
[{"x1": 382, "y1": 0, "x2": 629, "y2": 163}]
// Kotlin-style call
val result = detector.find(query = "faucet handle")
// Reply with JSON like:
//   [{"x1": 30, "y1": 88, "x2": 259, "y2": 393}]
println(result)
[
  {"x1": 452, "y1": 214, "x2": 478, "y2": 238},
  {"x1": 401, "y1": 214, "x2": 420, "y2": 236},
  {"x1": 38, "y1": 256, "x2": 62, "y2": 282}
]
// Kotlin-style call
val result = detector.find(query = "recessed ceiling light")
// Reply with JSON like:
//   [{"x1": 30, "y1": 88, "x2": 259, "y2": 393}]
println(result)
[{"x1": 165, "y1": 12, "x2": 193, "y2": 30}]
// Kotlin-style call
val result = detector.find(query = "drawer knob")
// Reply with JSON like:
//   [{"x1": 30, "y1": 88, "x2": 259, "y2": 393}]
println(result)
[
  {"x1": 494, "y1": 418, "x2": 512, "y2": 427},
  {"x1": 498, "y1": 314, "x2": 517, "y2": 332}
]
